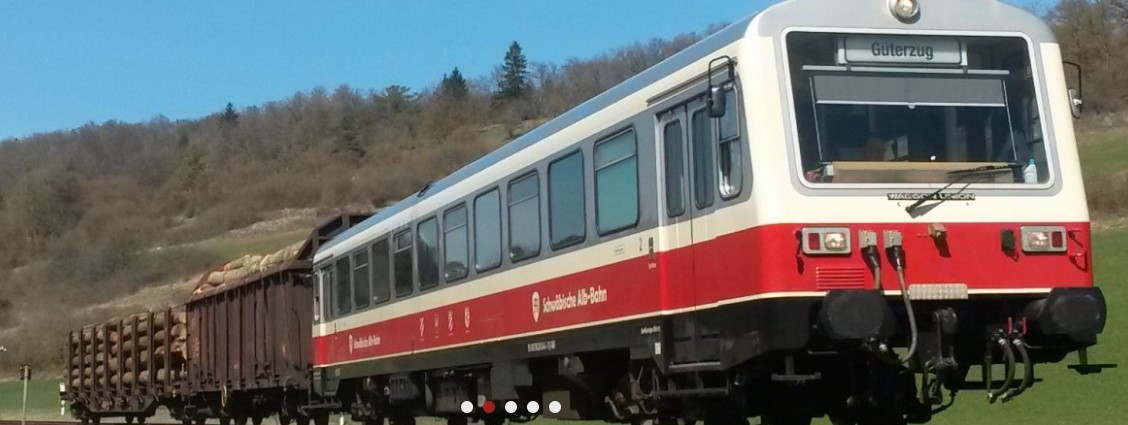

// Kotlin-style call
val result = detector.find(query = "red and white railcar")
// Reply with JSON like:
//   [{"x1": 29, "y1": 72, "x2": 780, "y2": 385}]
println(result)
[{"x1": 310, "y1": 0, "x2": 1106, "y2": 423}]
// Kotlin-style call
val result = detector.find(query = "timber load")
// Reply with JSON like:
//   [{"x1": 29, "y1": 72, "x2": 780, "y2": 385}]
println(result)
[{"x1": 66, "y1": 307, "x2": 187, "y2": 393}]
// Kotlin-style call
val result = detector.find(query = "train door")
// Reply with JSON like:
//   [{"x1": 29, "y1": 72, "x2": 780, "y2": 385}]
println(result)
[
  {"x1": 658, "y1": 100, "x2": 708, "y2": 366},
  {"x1": 314, "y1": 266, "x2": 331, "y2": 364}
]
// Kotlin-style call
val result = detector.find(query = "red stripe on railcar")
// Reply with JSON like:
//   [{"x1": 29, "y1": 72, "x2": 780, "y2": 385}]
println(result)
[{"x1": 313, "y1": 221, "x2": 1092, "y2": 366}]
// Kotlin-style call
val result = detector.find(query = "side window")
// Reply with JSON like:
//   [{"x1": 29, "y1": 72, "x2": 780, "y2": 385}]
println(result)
[
  {"x1": 549, "y1": 151, "x2": 586, "y2": 249},
  {"x1": 718, "y1": 89, "x2": 743, "y2": 199},
  {"x1": 316, "y1": 266, "x2": 331, "y2": 322},
  {"x1": 595, "y1": 129, "x2": 639, "y2": 234},
  {"x1": 663, "y1": 120, "x2": 686, "y2": 217},
  {"x1": 691, "y1": 109, "x2": 715, "y2": 209},
  {"x1": 508, "y1": 172, "x2": 541, "y2": 262},
  {"x1": 335, "y1": 257, "x2": 351, "y2": 315},
  {"x1": 371, "y1": 238, "x2": 391, "y2": 304},
  {"x1": 352, "y1": 249, "x2": 370, "y2": 310},
  {"x1": 417, "y1": 217, "x2": 440, "y2": 290},
  {"x1": 393, "y1": 229, "x2": 414, "y2": 297},
  {"x1": 474, "y1": 188, "x2": 502, "y2": 272},
  {"x1": 443, "y1": 205, "x2": 469, "y2": 282}
]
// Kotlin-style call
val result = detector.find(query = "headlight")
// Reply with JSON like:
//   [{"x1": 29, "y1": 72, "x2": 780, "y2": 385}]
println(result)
[
  {"x1": 824, "y1": 232, "x2": 848, "y2": 252},
  {"x1": 1021, "y1": 226, "x2": 1067, "y2": 253},
  {"x1": 802, "y1": 227, "x2": 852, "y2": 255},
  {"x1": 888, "y1": 0, "x2": 920, "y2": 22}
]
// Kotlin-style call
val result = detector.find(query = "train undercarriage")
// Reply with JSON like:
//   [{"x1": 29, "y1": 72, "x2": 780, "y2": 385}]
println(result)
[{"x1": 322, "y1": 288, "x2": 1106, "y2": 425}]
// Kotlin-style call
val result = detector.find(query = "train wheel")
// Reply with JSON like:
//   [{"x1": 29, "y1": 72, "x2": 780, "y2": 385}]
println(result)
[
  {"x1": 92, "y1": 416, "x2": 102, "y2": 425},
  {"x1": 138, "y1": 416, "x2": 147, "y2": 425},
  {"x1": 235, "y1": 416, "x2": 249, "y2": 425},
  {"x1": 126, "y1": 416, "x2": 135, "y2": 425},
  {"x1": 220, "y1": 417, "x2": 232, "y2": 425},
  {"x1": 252, "y1": 416, "x2": 264, "y2": 425},
  {"x1": 279, "y1": 415, "x2": 293, "y2": 425}
]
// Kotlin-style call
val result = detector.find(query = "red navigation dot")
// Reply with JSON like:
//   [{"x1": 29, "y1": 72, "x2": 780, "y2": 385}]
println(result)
[{"x1": 483, "y1": 400, "x2": 496, "y2": 413}]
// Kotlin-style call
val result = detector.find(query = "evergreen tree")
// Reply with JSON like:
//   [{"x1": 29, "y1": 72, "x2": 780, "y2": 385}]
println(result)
[
  {"x1": 439, "y1": 67, "x2": 469, "y2": 100},
  {"x1": 220, "y1": 102, "x2": 239, "y2": 129},
  {"x1": 496, "y1": 41, "x2": 528, "y2": 100}
]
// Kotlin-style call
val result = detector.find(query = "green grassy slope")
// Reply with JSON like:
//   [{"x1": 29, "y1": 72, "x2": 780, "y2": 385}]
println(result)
[{"x1": 0, "y1": 379, "x2": 64, "y2": 420}]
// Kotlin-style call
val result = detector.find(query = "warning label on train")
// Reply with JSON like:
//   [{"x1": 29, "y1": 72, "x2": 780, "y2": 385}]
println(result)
[
  {"x1": 531, "y1": 286, "x2": 608, "y2": 322},
  {"x1": 887, "y1": 192, "x2": 976, "y2": 201}
]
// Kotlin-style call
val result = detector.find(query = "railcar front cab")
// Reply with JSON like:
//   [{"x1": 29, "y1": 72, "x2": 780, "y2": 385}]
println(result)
[{"x1": 737, "y1": 15, "x2": 1109, "y2": 411}]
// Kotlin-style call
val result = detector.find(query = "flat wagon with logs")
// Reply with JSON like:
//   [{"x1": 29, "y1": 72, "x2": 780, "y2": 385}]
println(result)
[{"x1": 64, "y1": 308, "x2": 188, "y2": 424}]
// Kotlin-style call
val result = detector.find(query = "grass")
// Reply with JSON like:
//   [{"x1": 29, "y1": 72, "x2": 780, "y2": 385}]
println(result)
[
  {"x1": 194, "y1": 229, "x2": 310, "y2": 261},
  {"x1": 0, "y1": 380, "x2": 65, "y2": 420},
  {"x1": 1076, "y1": 125, "x2": 1128, "y2": 179}
]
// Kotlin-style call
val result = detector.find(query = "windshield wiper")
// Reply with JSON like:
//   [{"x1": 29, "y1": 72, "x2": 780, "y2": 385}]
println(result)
[{"x1": 904, "y1": 164, "x2": 1020, "y2": 214}]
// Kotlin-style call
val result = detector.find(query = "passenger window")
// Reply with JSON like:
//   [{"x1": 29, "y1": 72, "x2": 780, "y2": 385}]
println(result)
[
  {"x1": 719, "y1": 89, "x2": 739, "y2": 140},
  {"x1": 335, "y1": 257, "x2": 351, "y2": 315},
  {"x1": 508, "y1": 172, "x2": 541, "y2": 262},
  {"x1": 692, "y1": 110, "x2": 715, "y2": 208},
  {"x1": 417, "y1": 217, "x2": 440, "y2": 290},
  {"x1": 371, "y1": 238, "x2": 391, "y2": 303},
  {"x1": 718, "y1": 89, "x2": 742, "y2": 199},
  {"x1": 595, "y1": 129, "x2": 639, "y2": 234},
  {"x1": 549, "y1": 151, "x2": 585, "y2": 249},
  {"x1": 474, "y1": 188, "x2": 502, "y2": 272},
  {"x1": 663, "y1": 120, "x2": 686, "y2": 217},
  {"x1": 316, "y1": 266, "x2": 331, "y2": 321},
  {"x1": 393, "y1": 229, "x2": 414, "y2": 297},
  {"x1": 443, "y1": 205, "x2": 469, "y2": 282},
  {"x1": 352, "y1": 250, "x2": 370, "y2": 310}
]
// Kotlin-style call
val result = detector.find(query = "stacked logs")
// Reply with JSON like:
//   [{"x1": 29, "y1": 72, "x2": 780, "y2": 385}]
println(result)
[
  {"x1": 193, "y1": 242, "x2": 303, "y2": 296},
  {"x1": 68, "y1": 308, "x2": 187, "y2": 391}
]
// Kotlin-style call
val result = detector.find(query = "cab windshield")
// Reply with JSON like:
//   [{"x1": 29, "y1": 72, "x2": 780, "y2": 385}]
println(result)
[{"x1": 787, "y1": 33, "x2": 1048, "y2": 185}]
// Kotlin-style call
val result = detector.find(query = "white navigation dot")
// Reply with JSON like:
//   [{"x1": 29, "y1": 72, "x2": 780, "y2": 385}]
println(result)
[
  {"x1": 527, "y1": 400, "x2": 540, "y2": 413},
  {"x1": 460, "y1": 400, "x2": 473, "y2": 414},
  {"x1": 548, "y1": 400, "x2": 562, "y2": 414},
  {"x1": 505, "y1": 401, "x2": 518, "y2": 414}
]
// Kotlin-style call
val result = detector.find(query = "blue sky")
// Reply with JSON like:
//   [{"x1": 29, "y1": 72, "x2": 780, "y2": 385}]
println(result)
[{"x1": 0, "y1": 0, "x2": 1045, "y2": 140}]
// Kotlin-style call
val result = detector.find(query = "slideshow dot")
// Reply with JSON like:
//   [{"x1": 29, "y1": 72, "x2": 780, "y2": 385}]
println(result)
[
  {"x1": 548, "y1": 400, "x2": 562, "y2": 414},
  {"x1": 526, "y1": 400, "x2": 540, "y2": 414},
  {"x1": 483, "y1": 400, "x2": 496, "y2": 414},
  {"x1": 504, "y1": 401, "x2": 518, "y2": 414},
  {"x1": 460, "y1": 401, "x2": 473, "y2": 414}
]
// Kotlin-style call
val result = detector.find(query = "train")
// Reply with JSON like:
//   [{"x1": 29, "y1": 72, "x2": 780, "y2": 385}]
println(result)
[{"x1": 62, "y1": 0, "x2": 1108, "y2": 424}]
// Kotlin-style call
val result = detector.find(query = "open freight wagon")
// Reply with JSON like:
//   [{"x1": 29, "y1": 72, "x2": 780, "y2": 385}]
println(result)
[
  {"x1": 65, "y1": 308, "x2": 188, "y2": 425},
  {"x1": 182, "y1": 213, "x2": 369, "y2": 425}
]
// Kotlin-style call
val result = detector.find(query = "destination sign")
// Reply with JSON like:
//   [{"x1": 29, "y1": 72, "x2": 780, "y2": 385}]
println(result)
[{"x1": 842, "y1": 36, "x2": 963, "y2": 65}]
